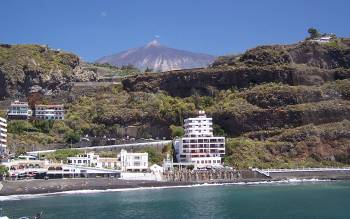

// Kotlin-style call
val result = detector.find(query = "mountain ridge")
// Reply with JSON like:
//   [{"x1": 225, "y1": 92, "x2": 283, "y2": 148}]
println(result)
[{"x1": 96, "y1": 39, "x2": 216, "y2": 72}]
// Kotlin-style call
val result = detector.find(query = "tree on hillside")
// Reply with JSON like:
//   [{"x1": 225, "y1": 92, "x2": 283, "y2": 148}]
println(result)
[
  {"x1": 144, "y1": 67, "x2": 153, "y2": 73},
  {"x1": 64, "y1": 131, "x2": 80, "y2": 144},
  {"x1": 45, "y1": 149, "x2": 80, "y2": 162},
  {"x1": 308, "y1": 28, "x2": 321, "y2": 39},
  {"x1": 169, "y1": 125, "x2": 184, "y2": 137},
  {"x1": 143, "y1": 147, "x2": 163, "y2": 165},
  {"x1": 0, "y1": 165, "x2": 8, "y2": 177}
]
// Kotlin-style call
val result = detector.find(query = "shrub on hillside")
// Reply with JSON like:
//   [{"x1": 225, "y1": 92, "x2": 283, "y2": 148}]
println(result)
[
  {"x1": 170, "y1": 125, "x2": 184, "y2": 137},
  {"x1": 64, "y1": 131, "x2": 80, "y2": 144},
  {"x1": 45, "y1": 149, "x2": 80, "y2": 162}
]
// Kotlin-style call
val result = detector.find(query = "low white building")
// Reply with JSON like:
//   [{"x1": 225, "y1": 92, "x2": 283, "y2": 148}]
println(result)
[
  {"x1": 67, "y1": 150, "x2": 149, "y2": 172},
  {"x1": 150, "y1": 164, "x2": 163, "y2": 173},
  {"x1": 120, "y1": 149, "x2": 148, "y2": 172},
  {"x1": 67, "y1": 152, "x2": 99, "y2": 167},
  {"x1": 67, "y1": 152, "x2": 119, "y2": 169},
  {"x1": 35, "y1": 104, "x2": 65, "y2": 120},
  {"x1": 97, "y1": 157, "x2": 119, "y2": 169},
  {"x1": 0, "y1": 117, "x2": 7, "y2": 154},
  {"x1": 310, "y1": 35, "x2": 334, "y2": 43},
  {"x1": 7, "y1": 101, "x2": 32, "y2": 120}
]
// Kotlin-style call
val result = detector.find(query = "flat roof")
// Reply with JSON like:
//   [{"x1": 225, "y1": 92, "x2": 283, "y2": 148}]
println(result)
[{"x1": 35, "y1": 104, "x2": 64, "y2": 107}]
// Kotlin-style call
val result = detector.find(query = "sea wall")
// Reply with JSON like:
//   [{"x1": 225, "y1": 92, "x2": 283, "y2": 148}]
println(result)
[{"x1": 164, "y1": 169, "x2": 269, "y2": 182}]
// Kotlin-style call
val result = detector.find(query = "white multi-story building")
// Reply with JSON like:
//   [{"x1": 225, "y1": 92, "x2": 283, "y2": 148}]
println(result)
[
  {"x1": 7, "y1": 101, "x2": 32, "y2": 120},
  {"x1": 174, "y1": 111, "x2": 225, "y2": 168},
  {"x1": 0, "y1": 117, "x2": 7, "y2": 154},
  {"x1": 35, "y1": 104, "x2": 65, "y2": 120},
  {"x1": 120, "y1": 149, "x2": 148, "y2": 172}
]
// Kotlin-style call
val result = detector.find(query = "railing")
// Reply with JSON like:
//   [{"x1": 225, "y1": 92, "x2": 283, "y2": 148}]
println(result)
[{"x1": 261, "y1": 167, "x2": 350, "y2": 173}]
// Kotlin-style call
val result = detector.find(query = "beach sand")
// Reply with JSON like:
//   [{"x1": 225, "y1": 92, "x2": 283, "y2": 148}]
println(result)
[
  {"x1": 0, "y1": 178, "x2": 198, "y2": 196},
  {"x1": 0, "y1": 177, "x2": 275, "y2": 196}
]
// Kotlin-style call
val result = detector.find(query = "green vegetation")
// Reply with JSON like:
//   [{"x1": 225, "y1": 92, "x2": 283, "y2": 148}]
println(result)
[
  {"x1": 84, "y1": 63, "x2": 142, "y2": 79},
  {"x1": 134, "y1": 144, "x2": 173, "y2": 165},
  {"x1": 308, "y1": 27, "x2": 321, "y2": 39},
  {"x1": 7, "y1": 120, "x2": 56, "y2": 134},
  {"x1": 170, "y1": 125, "x2": 184, "y2": 137},
  {"x1": 98, "y1": 151, "x2": 117, "y2": 158},
  {"x1": 7, "y1": 120, "x2": 66, "y2": 152},
  {"x1": 15, "y1": 146, "x2": 27, "y2": 156},
  {"x1": 7, "y1": 120, "x2": 33, "y2": 134},
  {"x1": 0, "y1": 165, "x2": 8, "y2": 175},
  {"x1": 0, "y1": 44, "x2": 78, "y2": 76},
  {"x1": 141, "y1": 147, "x2": 163, "y2": 165},
  {"x1": 44, "y1": 149, "x2": 80, "y2": 162},
  {"x1": 64, "y1": 131, "x2": 80, "y2": 144},
  {"x1": 213, "y1": 124, "x2": 226, "y2": 136},
  {"x1": 144, "y1": 67, "x2": 153, "y2": 73},
  {"x1": 224, "y1": 120, "x2": 350, "y2": 168}
]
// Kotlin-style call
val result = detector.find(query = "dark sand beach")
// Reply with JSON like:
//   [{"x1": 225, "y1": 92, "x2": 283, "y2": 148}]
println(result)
[{"x1": 0, "y1": 178, "x2": 274, "y2": 196}]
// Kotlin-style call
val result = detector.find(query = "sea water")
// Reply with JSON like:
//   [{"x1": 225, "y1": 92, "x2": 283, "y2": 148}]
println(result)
[{"x1": 1, "y1": 180, "x2": 350, "y2": 219}]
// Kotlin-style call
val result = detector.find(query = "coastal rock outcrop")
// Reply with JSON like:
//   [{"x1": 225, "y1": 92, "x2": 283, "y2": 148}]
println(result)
[{"x1": 0, "y1": 44, "x2": 97, "y2": 100}]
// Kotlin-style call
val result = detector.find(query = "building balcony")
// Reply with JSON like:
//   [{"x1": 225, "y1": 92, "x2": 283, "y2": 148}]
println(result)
[
  {"x1": 183, "y1": 144, "x2": 224, "y2": 149},
  {"x1": 7, "y1": 112, "x2": 30, "y2": 115},
  {"x1": 181, "y1": 150, "x2": 225, "y2": 155}
]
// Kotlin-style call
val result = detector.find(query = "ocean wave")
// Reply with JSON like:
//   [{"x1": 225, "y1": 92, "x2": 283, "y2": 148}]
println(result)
[{"x1": 0, "y1": 178, "x2": 332, "y2": 201}]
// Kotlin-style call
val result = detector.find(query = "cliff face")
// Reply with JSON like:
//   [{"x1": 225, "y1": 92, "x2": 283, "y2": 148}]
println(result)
[
  {"x1": 123, "y1": 40, "x2": 350, "y2": 97},
  {"x1": 213, "y1": 39, "x2": 350, "y2": 69},
  {"x1": 0, "y1": 44, "x2": 97, "y2": 100},
  {"x1": 123, "y1": 65, "x2": 350, "y2": 97}
]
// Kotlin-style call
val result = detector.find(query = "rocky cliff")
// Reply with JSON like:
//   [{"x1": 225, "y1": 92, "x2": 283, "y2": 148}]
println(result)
[
  {"x1": 123, "y1": 39, "x2": 350, "y2": 97},
  {"x1": 0, "y1": 44, "x2": 97, "y2": 100}
]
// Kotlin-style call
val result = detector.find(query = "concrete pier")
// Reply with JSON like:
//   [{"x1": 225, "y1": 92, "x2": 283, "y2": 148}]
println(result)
[{"x1": 255, "y1": 167, "x2": 350, "y2": 179}]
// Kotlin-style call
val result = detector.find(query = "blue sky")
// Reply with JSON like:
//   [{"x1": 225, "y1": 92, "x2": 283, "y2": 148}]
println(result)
[{"x1": 1, "y1": 0, "x2": 349, "y2": 61}]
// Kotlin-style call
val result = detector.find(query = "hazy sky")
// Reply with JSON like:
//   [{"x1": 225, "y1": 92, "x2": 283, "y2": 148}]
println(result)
[{"x1": 1, "y1": 0, "x2": 349, "y2": 61}]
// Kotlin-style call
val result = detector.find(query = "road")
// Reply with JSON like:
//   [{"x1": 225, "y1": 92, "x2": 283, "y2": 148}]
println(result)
[{"x1": 27, "y1": 140, "x2": 172, "y2": 155}]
